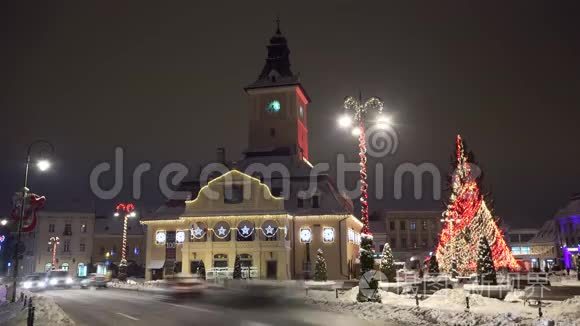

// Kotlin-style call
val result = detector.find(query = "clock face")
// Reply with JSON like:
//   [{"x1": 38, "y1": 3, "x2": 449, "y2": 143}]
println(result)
[{"x1": 266, "y1": 100, "x2": 281, "y2": 113}]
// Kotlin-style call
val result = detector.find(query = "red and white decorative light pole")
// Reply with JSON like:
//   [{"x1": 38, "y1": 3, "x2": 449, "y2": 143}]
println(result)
[
  {"x1": 338, "y1": 94, "x2": 387, "y2": 236},
  {"x1": 48, "y1": 236, "x2": 60, "y2": 270},
  {"x1": 114, "y1": 203, "x2": 136, "y2": 280}
]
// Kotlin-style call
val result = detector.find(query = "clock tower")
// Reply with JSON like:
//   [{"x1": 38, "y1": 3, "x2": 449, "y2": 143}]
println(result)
[{"x1": 244, "y1": 21, "x2": 311, "y2": 161}]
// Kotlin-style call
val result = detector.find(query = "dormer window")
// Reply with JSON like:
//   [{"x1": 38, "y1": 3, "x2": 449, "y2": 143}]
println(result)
[{"x1": 224, "y1": 184, "x2": 244, "y2": 204}]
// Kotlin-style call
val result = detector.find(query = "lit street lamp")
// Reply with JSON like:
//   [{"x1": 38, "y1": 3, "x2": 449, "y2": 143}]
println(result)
[
  {"x1": 338, "y1": 94, "x2": 388, "y2": 236},
  {"x1": 114, "y1": 203, "x2": 137, "y2": 281},
  {"x1": 48, "y1": 236, "x2": 60, "y2": 270},
  {"x1": 11, "y1": 140, "x2": 54, "y2": 302}
]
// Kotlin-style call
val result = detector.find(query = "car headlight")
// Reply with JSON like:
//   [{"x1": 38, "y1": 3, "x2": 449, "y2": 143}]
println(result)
[
  {"x1": 22, "y1": 281, "x2": 32, "y2": 289},
  {"x1": 38, "y1": 281, "x2": 46, "y2": 288},
  {"x1": 66, "y1": 277, "x2": 73, "y2": 284},
  {"x1": 49, "y1": 278, "x2": 58, "y2": 285}
]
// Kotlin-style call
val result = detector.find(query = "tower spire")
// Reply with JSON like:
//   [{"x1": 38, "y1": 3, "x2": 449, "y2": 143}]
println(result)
[{"x1": 275, "y1": 14, "x2": 281, "y2": 34}]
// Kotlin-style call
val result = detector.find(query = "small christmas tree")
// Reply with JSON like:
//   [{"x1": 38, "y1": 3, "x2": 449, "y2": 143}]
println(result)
[
  {"x1": 197, "y1": 260, "x2": 206, "y2": 280},
  {"x1": 379, "y1": 243, "x2": 396, "y2": 282},
  {"x1": 428, "y1": 253, "x2": 440, "y2": 274},
  {"x1": 359, "y1": 236, "x2": 375, "y2": 274},
  {"x1": 476, "y1": 237, "x2": 497, "y2": 285},
  {"x1": 357, "y1": 235, "x2": 381, "y2": 303},
  {"x1": 233, "y1": 255, "x2": 242, "y2": 279},
  {"x1": 314, "y1": 249, "x2": 328, "y2": 281}
]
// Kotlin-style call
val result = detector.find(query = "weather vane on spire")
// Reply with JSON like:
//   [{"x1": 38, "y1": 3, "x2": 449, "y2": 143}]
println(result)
[{"x1": 275, "y1": 14, "x2": 281, "y2": 34}]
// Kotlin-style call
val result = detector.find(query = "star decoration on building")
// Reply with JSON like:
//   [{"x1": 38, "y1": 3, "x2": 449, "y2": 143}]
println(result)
[
  {"x1": 217, "y1": 226, "x2": 227, "y2": 236},
  {"x1": 240, "y1": 225, "x2": 251, "y2": 235},
  {"x1": 264, "y1": 225, "x2": 275, "y2": 235},
  {"x1": 192, "y1": 227, "x2": 204, "y2": 237}
]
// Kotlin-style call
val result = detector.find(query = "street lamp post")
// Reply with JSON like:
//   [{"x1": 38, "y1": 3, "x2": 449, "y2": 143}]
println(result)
[
  {"x1": 11, "y1": 140, "x2": 54, "y2": 302},
  {"x1": 114, "y1": 203, "x2": 136, "y2": 281},
  {"x1": 48, "y1": 237, "x2": 60, "y2": 269},
  {"x1": 338, "y1": 94, "x2": 388, "y2": 236}
]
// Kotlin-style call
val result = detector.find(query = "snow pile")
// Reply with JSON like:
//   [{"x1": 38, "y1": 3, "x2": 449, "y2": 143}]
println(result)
[
  {"x1": 309, "y1": 297, "x2": 529, "y2": 326},
  {"x1": 6, "y1": 291, "x2": 75, "y2": 326},
  {"x1": 306, "y1": 286, "x2": 570, "y2": 325},
  {"x1": 545, "y1": 296, "x2": 580, "y2": 324},
  {"x1": 503, "y1": 290, "x2": 526, "y2": 302},
  {"x1": 107, "y1": 280, "x2": 165, "y2": 292}
]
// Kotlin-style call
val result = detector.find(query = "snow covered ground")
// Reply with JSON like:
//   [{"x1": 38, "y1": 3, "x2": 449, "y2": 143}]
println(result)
[
  {"x1": 306, "y1": 286, "x2": 580, "y2": 325},
  {"x1": 4, "y1": 290, "x2": 74, "y2": 326}
]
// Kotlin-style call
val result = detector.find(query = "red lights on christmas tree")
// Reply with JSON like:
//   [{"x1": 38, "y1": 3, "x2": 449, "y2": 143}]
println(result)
[{"x1": 435, "y1": 135, "x2": 519, "y2": 275}]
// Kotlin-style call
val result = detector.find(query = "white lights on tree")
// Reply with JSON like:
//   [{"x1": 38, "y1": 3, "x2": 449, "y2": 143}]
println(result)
[
  {"x1": 155, "y1": 231, "x2": 166, "y2": 245},
  {"x1": 175, "y1": 230, "x2": 186, "y2": 244},
  {"x1": 300, "y1": 227, "x2": 312, "y2": 243},
  {"x1": 322, "y1": 227, "x2": 335, "y2": 243}
]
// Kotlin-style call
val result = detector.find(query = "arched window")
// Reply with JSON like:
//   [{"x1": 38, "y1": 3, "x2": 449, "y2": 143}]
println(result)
[
  {"x1": 213, "y1": 254, "x2": 228, "y2": 268},
  {"x1": 77, "y1": 263, "x2": 87, "y2": 277},
  {"x1": 212, "y1": 221, "x2": 231, "y2": 241},
  {"x1": 237, "y1": 220, "x2": 255, "y2": 241},
  {"x1": 261, "y1": 220, "x2": 279, "y2": 241},
  {"x1": 190, "y1": 222, "x2": 207, "y2": 242},
  {"x1": 239, "y1": 254, "x2": 253, "y2": 268}
]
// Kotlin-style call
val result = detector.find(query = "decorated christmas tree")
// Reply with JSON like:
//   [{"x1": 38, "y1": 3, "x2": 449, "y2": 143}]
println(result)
[
  {"x1": 428, "y1": 253, "x2": 440, "y2": 274},
  {"x1": 233, "y1": 255, "x2": 242, "y2": 279},
  {"x1": 314, "y1": 249, "x2": 328, "y2": 281},
  {"x1": 477, "y1": 237, "x2": 497, "y2": 285},
  {"x1": 359, "y1": 237, "x2": 375, "y2": 274},
  {"x1": 435, "y1": 135, "x2": 518, "y2": 275},
  {"x1": 380, "y1": 243, "x2": 396, "y2": 282}
]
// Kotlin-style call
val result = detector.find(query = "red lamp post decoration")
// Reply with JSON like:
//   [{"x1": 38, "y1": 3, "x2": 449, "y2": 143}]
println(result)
[
  {"x1": 114, "y1": 203, "x2": 136, "y2": 274},
  {"x1": 48, "y1": 236, "x2": 60, "y2": 270},
  {"x1": 339, "y1": 94, "x2": 386, "y2": 236}
]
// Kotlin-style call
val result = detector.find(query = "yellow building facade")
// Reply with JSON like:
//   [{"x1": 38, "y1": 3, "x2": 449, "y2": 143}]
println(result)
[{"x1": 142, "y1": 170, "x2": 362, "y2": 280}]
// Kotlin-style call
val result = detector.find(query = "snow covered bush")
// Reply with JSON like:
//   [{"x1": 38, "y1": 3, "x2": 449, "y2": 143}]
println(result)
[
  {"x1": 314, "y1": 249, "x2": 327, "y2": 281},
  {"x1": 379, "y1": 243, "x2": 396, "y2": 282}
]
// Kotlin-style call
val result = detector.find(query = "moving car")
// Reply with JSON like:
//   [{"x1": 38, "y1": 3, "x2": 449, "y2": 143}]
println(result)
[
  {"x1": 20, "y1": 274, "x2": 47, "y2": 291},
  {"x1": 80, "y1": 273, "x2": 107, "y2": 289},
  {"x1": 161, "y1": 275, "x2": 207, "y2": 298},
  {"x1": 46, "y1": 270, "x2": 74, "y2": 288}
]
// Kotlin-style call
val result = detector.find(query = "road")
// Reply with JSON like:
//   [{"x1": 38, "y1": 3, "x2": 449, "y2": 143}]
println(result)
[{"x1": 43, "y1": 287, "x2": 390, "y2": 326}]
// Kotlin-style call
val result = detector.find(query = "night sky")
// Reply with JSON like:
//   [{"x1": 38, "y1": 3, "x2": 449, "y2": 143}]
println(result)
[{"x1": 1, "y1": 1, "x2": 579, "y2": 228}]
